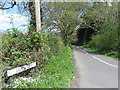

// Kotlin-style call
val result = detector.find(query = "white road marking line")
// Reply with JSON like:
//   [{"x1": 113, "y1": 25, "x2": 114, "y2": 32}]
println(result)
[
  {"x1": 83, "y1": 50, "x2": 86, "y2": 53},
  {"x1": 82, "y1": 50, "x2": 89, "y2": 54},
  {"x1": 93, "y1": 56, "x2": 118, "y2": 68},
  {"x1": 78, "y1": 46, "x2": 89, "y2": 54}
]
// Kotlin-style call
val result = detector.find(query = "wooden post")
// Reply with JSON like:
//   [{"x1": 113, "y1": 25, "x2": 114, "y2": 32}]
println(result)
[
  {"x1": 6, "y1": 67, "x2": 12, "y2": 88},
  {"x1": 0, "y1": 67, "x2": 2, "y2": 89},
  {"x1": 35, "y1": 0, "x2": 41, "y2": 32}
]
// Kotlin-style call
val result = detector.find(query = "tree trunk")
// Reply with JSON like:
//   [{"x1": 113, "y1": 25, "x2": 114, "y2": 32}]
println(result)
[{"x1": 28, "y1": 2, "x2": 36, "y2": 34}]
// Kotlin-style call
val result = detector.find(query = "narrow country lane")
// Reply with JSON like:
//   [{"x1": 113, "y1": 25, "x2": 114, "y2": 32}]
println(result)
[{"x1": 70, "y1": 45, "x2": 118, "y2": 88}]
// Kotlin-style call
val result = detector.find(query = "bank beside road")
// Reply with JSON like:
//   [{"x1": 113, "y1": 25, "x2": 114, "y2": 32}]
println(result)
[
  {"x1": 70, "y1": 45, "x2": 118, "y2": 88},
  {"x1": 5, "y1": 46, "x2": 73, "y2": 88}
]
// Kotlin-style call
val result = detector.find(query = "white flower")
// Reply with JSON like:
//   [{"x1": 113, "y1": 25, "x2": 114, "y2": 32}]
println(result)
[
  {"x1": 73, "y1": 76, "x2": 75, "y2": 79},
  {"x1": 49, "y1": 86, "x2": 51, "y2": 88},
  {"x1": 13, "y1": 85, "x2": 18, "y2": 88}
]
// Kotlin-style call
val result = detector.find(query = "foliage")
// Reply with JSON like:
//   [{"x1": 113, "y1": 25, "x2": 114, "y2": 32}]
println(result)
[
  {"x1": 77, "y1": 2, "x2": 119, "y2": 59},
  {"x1": 89, "y1": 18, "x2": 119, "y2": 59},
  {"x1": 46, "y1": 32, "x2": 64, "y2": 57},
  {"x1": 43, "y1": 46, "x2": 73, "y2": 88},
  {"x1": 91, "y1": 19, "x2": 118, "y2": 51},
  {"x1": 77, "y1": 2, "x2": 118, "y2": 43},
  {"x1": 5, "y1": 46, "x2": 73, "y2": 88},
  {"x1": 1, "y1": 26, "x2": 64, "y2": 78},
  {"x1": 105, "y1": 51, "x2": 118, "y2": 59},
  {"x1": 82, "y1": 44, "x2": 119, "y2": 60},
  {"x1": 42, "y1": 2, "x2": 89, "y2": 45}
]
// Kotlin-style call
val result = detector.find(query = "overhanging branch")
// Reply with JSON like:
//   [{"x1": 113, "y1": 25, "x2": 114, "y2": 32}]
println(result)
[{"x1": 0, "y1": 1, "x2": 16, "y2": 10}]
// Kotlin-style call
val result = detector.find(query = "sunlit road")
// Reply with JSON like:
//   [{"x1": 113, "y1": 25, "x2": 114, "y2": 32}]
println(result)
[{"x1": 70, "y1": 45, "x2": 118, "y2": 88}]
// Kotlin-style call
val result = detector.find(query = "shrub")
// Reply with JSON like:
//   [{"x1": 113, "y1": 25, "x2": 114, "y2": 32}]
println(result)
[
  {"x1": 46, "y1": 32, "x2": 64, "y2": 57},
  {"x1": 5, "y1": 46, "x2": 73, "y2": 88},
  {"x1": 91, "y1": 19, "x2": 118, "y2": 51},
  {"x1": 1, "y1": 27, "x2": 64, "y2": 79}
]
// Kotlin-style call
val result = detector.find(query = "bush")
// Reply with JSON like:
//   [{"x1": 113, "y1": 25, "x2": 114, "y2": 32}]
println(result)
[
  {"x1": 46, "y1": 32, "x2": 64, "y2": 57},
  {"x1": 1, "y1": 27, "x2": 64, "y2": 79},
  {"x1": 105, "y1": 51, "x2": 118, "y2": 59},
  {"x1": 2, "y1": 29, "x2": 48, "y2": 68},
  {"x1": 91, "y1": 19, "x2": 118, "y2": 51},
  {"x1": 5, "y1": 46, "x2": 73, "y2": 88}
]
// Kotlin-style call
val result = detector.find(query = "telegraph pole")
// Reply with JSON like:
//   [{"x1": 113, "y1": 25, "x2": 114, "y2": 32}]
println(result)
[{"x1": 35, "y1": 0, "x2": 41, "y2": 31}]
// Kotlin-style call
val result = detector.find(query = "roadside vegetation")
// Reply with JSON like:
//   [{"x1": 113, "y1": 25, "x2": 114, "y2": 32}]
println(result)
[
  {"x1": 1, "y1": 26, "x2": 73, "y2": 88},
  {"x1": 0, "y1": 1, "x2": 119, "y2": 88},
  {"x1": 82, "y1": 17, "x2": 119, "y2": 59},
  {"x1": 5, "y1": 46, "x2": 73, "y2": 88},
  {"x1": 76, "y1": 2, "x2": 119, "y2": 60},
  {"x1": 82, "y1": 45, "x2": 119, "y2": 59}
]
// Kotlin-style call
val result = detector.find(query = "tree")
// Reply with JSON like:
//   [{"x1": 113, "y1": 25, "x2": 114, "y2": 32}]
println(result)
[
  {"x1": 0, "y1": 1, "x2": 16, "y2": 10},
  {"x1": 42, "y1": 2, "x2": 89, "y2": 45},
  {"x1": 77, "y1": 2, "x2": 118, "y2": 45},
  {"x1": 0, "y1": 1, "x2": 42, "y2": 33},
  {"x1": 90, "y1": 2, "x2": 118, "y2": 50},
  {"x1": 92, "y1": 18, "x2": 118, "y2": 51}
]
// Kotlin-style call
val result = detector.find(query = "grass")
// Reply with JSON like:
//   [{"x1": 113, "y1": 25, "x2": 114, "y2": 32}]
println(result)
[
  {"x1": 6, "y1": 46, "x2": 73, "y2": 88},
  {"x1": 104, "y1": 51, "x2": 119, "y2": 59},
  {"x1": 82, "y1": 45, "x2": 119, "y2": 60}
]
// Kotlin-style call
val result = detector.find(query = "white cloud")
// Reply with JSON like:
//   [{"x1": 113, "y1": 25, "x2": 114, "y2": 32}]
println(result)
[
  {"x1": 0, "y1": 23, "x2": 11, "y2": 27},
  {"x1": 0, "y1": 10, "x2": 6, "y2": 15},
  {"x1": 7, "y1": 14, "x2": 29, "y2": 22},
  {"x1": 0, "y1": 10, "x2": 29, "y2": 32},
  {"x1": 0, "y1": 15, "x2": 10, "y2": 23}
]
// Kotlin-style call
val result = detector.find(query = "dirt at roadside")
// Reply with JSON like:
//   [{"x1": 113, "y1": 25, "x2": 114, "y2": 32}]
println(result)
[{"x1": 69, "y1": 46, "x2": 81, "y2": 88}]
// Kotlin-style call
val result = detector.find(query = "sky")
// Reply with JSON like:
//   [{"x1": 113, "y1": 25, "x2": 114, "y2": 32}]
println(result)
[
  {"x1": 0, "y1": 1, "x2": 113, "y2": 34},
  {"x1": 0, "y1": 3, "x2": 30, "y2": 33}
]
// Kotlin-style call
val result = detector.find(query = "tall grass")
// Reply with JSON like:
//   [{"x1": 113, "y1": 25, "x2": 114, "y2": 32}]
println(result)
[{"x1": 6, "y1": 46, "x2": 73, "y2": 88}]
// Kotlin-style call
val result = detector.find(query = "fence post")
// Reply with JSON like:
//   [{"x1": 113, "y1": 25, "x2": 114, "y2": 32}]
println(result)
[
  {"x1": 6, "y1": 67, "x2": 12, "y2": 88},
  {"x1": 31, "y1": 68, "x2": 36, "y2": 76},
  {"x1": 0, "y1": 67, "x2": 2, "y2": 89}
]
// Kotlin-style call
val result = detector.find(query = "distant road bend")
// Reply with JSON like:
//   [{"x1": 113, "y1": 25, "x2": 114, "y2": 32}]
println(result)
[{"x1": 70, "y1": 45, "x2": 118, "y2": 88}]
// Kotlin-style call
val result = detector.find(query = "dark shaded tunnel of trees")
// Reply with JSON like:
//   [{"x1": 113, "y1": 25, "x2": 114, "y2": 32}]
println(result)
[{"x1": 76, "y1": 27, "x2": 95, "y2": 45}]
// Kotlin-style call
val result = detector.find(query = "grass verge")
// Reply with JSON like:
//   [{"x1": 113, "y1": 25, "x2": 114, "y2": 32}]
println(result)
[
  {"x1": 6, "y1": 46, "x2": 73, "y2": 88},
  {"x1": 82, "y1": 45, "x2": 119, "y2": 60}
]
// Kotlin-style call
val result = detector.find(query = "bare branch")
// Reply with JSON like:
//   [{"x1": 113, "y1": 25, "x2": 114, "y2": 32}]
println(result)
[{"x1": 0, "y1": 1, "x2": 16, "y2": 10}]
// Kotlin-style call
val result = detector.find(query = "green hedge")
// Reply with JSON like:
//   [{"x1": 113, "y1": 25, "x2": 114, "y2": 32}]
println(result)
[
  {"x1": 5, "y1": 46, "x2": 73, "y2": 88},
  {"x1": 1, "y1": 27, "x2": 64, "y2": 78}
]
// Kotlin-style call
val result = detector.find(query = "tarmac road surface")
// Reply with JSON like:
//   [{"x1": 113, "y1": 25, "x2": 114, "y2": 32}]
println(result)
[{"x1": 70, "y1": 45, "x2": 118, "y2": 88}]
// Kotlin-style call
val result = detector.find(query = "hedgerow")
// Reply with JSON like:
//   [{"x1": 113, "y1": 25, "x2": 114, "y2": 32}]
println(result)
[{"x1": 1, "y1": 27, "x2": 64, "y2": 79}]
